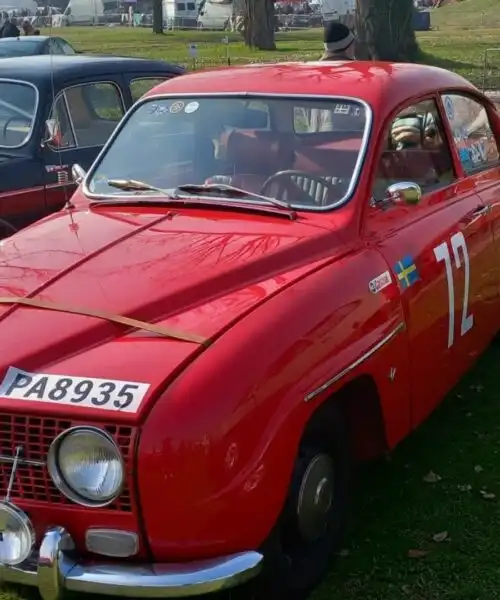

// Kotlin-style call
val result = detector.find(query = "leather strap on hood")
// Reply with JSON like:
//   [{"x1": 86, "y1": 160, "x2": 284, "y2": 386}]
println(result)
[{"x1": 0, "y1": 296, "x2": 210, "y2": 347}]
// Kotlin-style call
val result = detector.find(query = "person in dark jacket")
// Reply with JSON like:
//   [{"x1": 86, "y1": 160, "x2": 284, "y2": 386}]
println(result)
[
  {"x1": 321, "y1": 21, "x2": 356, "y2": 61},
  {"x1": 21, "y1": 20, "x2": 40, "y2": 35},
  {"x1": 0, "y1": 16, "x2": 21, "y2": 38}
]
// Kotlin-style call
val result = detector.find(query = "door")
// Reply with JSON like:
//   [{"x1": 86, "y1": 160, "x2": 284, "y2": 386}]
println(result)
[
  {"x1": 363, "y1": 97, "x2": 496, "y2": 427},
  {"x1": 0, "y1": 79, "x2": 46, "y2": 232},
  {"x1": 440, "y1": 91, "x2": 500, "y2": 324},
  {"x1": 42, "y1": 80, "x2": 126, "y2": 213}
]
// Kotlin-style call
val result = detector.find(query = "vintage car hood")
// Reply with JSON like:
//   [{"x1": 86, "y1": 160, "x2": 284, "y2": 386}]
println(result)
[{"x1": 0, "y1": 205, "x2": 339, "y2": 422}]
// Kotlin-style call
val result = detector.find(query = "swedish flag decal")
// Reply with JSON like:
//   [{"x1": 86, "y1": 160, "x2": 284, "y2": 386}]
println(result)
[{"x1": 394, "y1": 255, "x2": 420, "y2": 290}]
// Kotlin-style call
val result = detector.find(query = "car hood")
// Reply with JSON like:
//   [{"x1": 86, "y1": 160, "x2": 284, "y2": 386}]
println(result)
[{"x1": 0, "y1": 205, "x2": 340, "y2": 422}]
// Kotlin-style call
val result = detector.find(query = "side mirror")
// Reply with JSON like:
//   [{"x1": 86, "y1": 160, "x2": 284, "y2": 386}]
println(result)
[
  {"x1": 43, "y1": 118, "x2": 58, "y2": 145},
  {"x1": 385, "y1": 181, "x2": 422, "y2": 206},
  {"x1": 71, "y1": 163, "x2": 86, "y2": 185}
]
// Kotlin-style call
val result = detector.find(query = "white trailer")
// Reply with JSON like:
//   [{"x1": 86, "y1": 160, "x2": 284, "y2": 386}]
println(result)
[{"x1": 320, "y1": 0, "x2": 355, "y2": 23}]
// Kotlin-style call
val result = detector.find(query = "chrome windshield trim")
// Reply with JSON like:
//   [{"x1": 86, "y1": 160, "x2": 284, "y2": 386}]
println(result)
[
  {"x1": 82, "y1": 91, "x2": 373, "y2": 213},
  {"x1": 0, "y1": 78, "x2": 39, "y2": 149},
  {"x1": 304, "y1": 322, "x2": 405, "y2": 403}
]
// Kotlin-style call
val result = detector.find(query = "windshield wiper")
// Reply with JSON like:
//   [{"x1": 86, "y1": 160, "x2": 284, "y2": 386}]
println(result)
[
  {"x1": 106, "y1": 179, "x2": 170, "y2": 194},
  {"x1": 175, "y1": 183, "x2": 295, "y2": 213},
  {"x1": 92, "y1": 179, "x2": 297, "y2": 219}
]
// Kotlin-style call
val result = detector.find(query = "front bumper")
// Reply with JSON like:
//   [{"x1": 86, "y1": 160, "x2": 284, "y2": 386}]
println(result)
[{"x1": 0, "y1": 526, "x2": 264, "y2": 600}]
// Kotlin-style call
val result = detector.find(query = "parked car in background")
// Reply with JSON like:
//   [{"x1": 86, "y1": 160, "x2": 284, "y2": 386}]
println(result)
[
  {"x1": 0, "y1": 35, "x2": 77, "y2": 57},
  {"x1": 0, "y1": 60, "x2": 499, "y2": 600},
  {"x1": 0, "y1": 54, "x2": 184, "y2": 237}
]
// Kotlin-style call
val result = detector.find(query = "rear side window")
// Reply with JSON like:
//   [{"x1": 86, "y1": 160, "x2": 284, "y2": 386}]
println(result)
[
  {"x1": 47, "y1": 82, "x2": 124, "y2": 149},
  {"x1": 130, "y1": 78, "x2": 168, "y2": 103},
  {"x1": 441, "y1": 93, "x2": 500, "y2": 173}
]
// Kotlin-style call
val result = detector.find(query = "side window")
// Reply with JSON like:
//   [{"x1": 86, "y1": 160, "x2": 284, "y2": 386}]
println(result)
[
  {"x1": 48, "y1": 83, "x2": 124, "y2": 149},
  {"x1": 130, "y1": 78, "x2": 168, "y2": 103},
  {"x1": 47, "y1": 38, "x2": 62, "y2": 54},
  {"x1": 441, "y1": 93, "x2": 500, "y2": 174},
  {"x1": 373, "y1": 99, "x2": 455, "y2": 201},
  {"x1": 59, "y1": 40, "x2": 76, "y2": 55},
  {"x1": 46, "y1": 93, "x2": 76, "y2": 150}
]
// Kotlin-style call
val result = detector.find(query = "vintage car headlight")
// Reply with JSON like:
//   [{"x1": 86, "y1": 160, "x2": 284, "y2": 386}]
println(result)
[{"x1": 47, "y1": 427, "x2": 124, "y2": 507}]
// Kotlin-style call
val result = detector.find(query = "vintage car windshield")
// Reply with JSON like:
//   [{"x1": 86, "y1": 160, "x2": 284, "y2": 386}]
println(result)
[
  {"x1": 0, "y1": 81, "x2": 37, "y2": 148},
  {"x1": 88, "y1": 96, "x2": 369, "y2": 210}
]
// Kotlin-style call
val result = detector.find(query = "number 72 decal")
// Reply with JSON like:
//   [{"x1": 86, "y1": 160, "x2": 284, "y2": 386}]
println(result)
[{"x1": 434, "y1": 231, "x2": 474, "y2": 348}]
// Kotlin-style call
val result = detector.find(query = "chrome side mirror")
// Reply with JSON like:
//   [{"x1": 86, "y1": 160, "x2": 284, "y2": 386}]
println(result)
[
  {"x1": 71, "y1": 163, "x2": 86, "y2": 185},
  {"x1": 385, "y1": 181, "x2": 422, "y2": 206},
  {"x1": 42, "y1": 118, "x2": 58, "y2": 146}
]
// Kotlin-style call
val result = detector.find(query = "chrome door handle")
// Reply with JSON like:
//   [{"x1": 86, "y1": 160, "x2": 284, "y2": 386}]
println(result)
[{"x1": 471, "y1": 205, "x2": 490, "y2": 217}]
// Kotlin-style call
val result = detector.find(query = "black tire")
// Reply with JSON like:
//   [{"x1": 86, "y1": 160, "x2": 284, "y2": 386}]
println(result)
[{"x1": 235, "y1": 404, "x2": 351, "y2": 600}]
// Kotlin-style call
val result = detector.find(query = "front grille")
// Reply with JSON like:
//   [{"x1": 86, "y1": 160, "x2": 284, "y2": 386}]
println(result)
[{"x1": 0, "y1": 414, "x2": 137, "y2": 512}]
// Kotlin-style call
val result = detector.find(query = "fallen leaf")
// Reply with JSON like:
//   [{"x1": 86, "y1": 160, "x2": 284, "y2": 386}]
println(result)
[
  {"x1": 474, "y1": 465, "x2": 484, "y2": 473},
  {"x1": 402, "y1": 585, "x2": 412, "y2": 594},
  {"x1": 469, "y1": 384, "x2": 484, "y2": 393},
  {"x1": 432, "y1": 531, "x2": 449, "y2": 543},
  {"x1": 408, "y1": 549, "x2": 428, "y2": 559},
  {"x1": 338, "y1": 549, "x2": 350, "y2": 557},
  {"x1": 458, "y1": 484, "x2": 472, "y2": 492},
  {"x1": 480, "y1": 490, "x2": 496, "y2": 500},
  {"x1": 423, "y1": 470, "x2": 442, "y2": 483}
]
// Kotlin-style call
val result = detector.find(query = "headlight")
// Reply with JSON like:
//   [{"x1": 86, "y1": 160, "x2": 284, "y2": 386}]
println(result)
[{"x1": 48, "y1": 427, "x2": 125, "y2": 507}]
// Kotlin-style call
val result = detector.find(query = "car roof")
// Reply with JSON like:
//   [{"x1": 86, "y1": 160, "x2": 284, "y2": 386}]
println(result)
[
  {"x1": 0, "y1": 54, "x2": 184, "y2": 86},
  {"x1": 149, "y1": 61, "x2": 479, "y2": 116}
]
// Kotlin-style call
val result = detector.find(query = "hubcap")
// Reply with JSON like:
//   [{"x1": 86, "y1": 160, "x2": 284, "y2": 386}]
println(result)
[{"x1": 296, "y1": 453, "x2": 335, "y2": 543}]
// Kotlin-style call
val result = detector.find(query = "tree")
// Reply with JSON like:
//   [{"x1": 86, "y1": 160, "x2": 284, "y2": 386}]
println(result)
[
  {"x1": 152, "y1": 0, "x2": 163, "y2": 34},
  {"x1": 242, "y1": 0, "x2": 276, "y2": 51},
  {"x1": 355, "y1": 0, "x2": 419, "y2": 62}
]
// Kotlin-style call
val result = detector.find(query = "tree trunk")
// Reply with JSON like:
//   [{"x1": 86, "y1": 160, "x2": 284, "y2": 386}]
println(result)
[
  {"x1": 355, "y1": 0, "x2": 419, "y2": 62},
  {"x1": 152, "y1": 0, "x2": 163, "y2": 34},
  {"x1": 243, "y1": 0, "x2": 276, "y2": 50}
]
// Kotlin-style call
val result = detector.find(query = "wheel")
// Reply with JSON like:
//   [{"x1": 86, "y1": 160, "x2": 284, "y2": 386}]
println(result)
[{"x1": 237, "y1": 405, "x2": 351, "y2": 600}]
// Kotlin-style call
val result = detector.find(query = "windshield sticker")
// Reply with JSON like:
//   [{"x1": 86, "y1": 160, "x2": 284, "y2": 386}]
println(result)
[
  {"x1": 148, "y1": 103, "x2": 169, "y2": 115},
  {"x1": 184, "y1": 101, "x2": 199, "y2": 114},
  {"x1": 0, "y1": 366, "x2": 150, "y2": 413},
  {"x1": 169, "y1": 101, "x2": 185, "y2": 114}
]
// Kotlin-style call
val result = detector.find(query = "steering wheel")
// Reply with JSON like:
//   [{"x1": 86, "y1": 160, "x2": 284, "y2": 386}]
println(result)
[{"x1": 260, "y1": 170, "x2": 337, "y2": 206}]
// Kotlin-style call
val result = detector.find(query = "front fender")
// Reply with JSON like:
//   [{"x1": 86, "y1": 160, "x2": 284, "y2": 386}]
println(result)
[{"x1": 137, "y1": 248, "x2": 409, "y2": 561}]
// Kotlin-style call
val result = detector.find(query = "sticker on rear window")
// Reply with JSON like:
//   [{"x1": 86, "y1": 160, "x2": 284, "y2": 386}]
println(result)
[{"x1": 0, "y1": 367, "x2": 150, "y2": 413}]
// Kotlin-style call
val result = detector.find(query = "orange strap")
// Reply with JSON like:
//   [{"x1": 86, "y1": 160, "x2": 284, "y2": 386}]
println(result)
[{"x1": 0, "y1": 297, "x2": 209, "y2": 347}]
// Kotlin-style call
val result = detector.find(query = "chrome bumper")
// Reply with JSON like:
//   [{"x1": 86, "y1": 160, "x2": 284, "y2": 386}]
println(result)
[{"x1": 0, "y1": 527, "x2": 264, "y2": 600}]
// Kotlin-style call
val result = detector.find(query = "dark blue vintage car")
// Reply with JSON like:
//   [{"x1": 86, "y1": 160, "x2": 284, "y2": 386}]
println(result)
[{"x1": 0, "y1": 54, "x2": 184, "y2": 236}]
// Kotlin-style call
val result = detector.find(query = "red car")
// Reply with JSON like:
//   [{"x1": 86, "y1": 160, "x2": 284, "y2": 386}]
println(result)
[{"x1": 0, "y1": 61, "x2": 498, "y2": 600}]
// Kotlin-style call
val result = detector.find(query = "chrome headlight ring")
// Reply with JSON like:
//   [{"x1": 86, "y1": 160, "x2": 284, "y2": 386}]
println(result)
[{"x1": 47, "y1": 426, "x2": 125, "y2": 508}]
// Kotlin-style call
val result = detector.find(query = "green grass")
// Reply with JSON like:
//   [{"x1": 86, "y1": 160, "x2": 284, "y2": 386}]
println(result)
[
  {"x1": 311, "y1": 341, "x2": 500, "y2": 600},
  {"x1": 39, "y1": 11, "x2": 500, "y2": 87}
]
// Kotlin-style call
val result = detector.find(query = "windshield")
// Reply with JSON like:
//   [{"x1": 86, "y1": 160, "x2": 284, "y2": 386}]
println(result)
[
  {"x1": 0, "y1": 41, "x2": 41, "y2": 57},
  {"x1": 0, "y1": 81, "x2": 37, "y2": 147},
  {"x1": 87, "y1": 95, "x2": 369, "y2": 210}
]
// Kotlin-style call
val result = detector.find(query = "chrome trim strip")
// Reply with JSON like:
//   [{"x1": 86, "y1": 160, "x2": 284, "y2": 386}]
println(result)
[
  {"x1": 0, "y1": 78, "x2": 39, "y2": 149},
  {"x1": 304, "y1": 322, "x2": 405, "y2": 403},
  {"x1": 1, "y1": 525, "x2": 263, "y2": 599},
  {"x1": 0, "y1": 453, "x2": 44, "y2": 467},
  {"x1": 81, "y1": 91, "x2": 373, "y2": 213}
]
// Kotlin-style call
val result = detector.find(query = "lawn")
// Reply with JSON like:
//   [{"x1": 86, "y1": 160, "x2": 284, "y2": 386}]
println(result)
[
  {"x1": 40, "y1": 0, "x2": 500, "y2": 87},
  {"x1": 1, "y1": 3, "x2": 498, "y2": 600}
]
